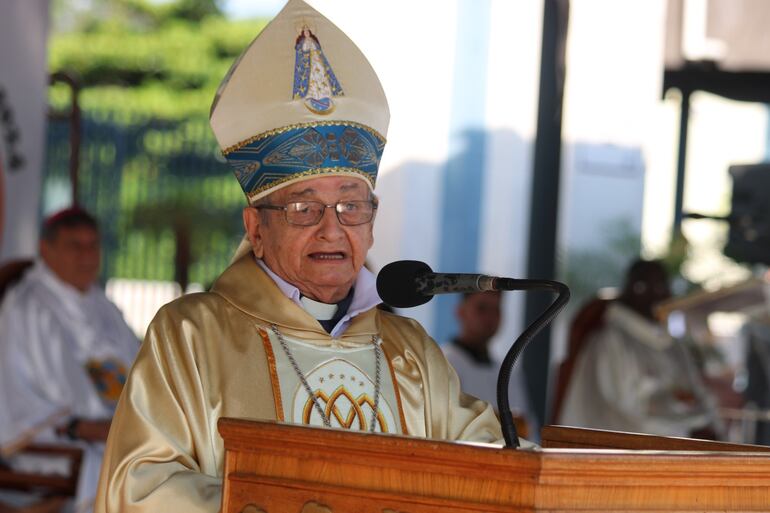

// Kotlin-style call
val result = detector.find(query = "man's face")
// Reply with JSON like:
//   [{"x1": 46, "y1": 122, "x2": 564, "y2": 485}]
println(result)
[
  {"x1": 243, "y1": 176, "x2": 375, "y2": 304},
  {"x1": 40, "y1": 225, "x2": 101, "y2": 292},
  {"x1": 625, "y1": 266, "x2": 671, "y2": 319},
  {"x1": 456, "y1": 291, "x2": 502, "y2": 347}
]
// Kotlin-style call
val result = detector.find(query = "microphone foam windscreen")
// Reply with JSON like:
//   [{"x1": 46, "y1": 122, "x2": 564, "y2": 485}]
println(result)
[{"x1": 376, "y1": 260, "x2": 433, "y2": 308}]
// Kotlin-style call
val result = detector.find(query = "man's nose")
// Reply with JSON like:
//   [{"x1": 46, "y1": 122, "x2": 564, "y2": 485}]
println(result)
[
  {"x1": 77, "y1": 244, "x2": 100, "y2": 256},
  {"x1": 316, "y1": 207, "x2": 345, "y2": 238}
]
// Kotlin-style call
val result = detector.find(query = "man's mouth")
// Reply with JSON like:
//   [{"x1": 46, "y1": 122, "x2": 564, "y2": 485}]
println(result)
[{"x1": 309, "y1": 252, "x2": 346, "y2": 260}]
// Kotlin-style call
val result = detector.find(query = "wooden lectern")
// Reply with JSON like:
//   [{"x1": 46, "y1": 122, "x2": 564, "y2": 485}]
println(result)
[
  {"x1": 541, "y1": 424, "x2": 770, "y2": 452},
  {"x1": 219, "y1": 418, "x2": 770, "y2": 512}
]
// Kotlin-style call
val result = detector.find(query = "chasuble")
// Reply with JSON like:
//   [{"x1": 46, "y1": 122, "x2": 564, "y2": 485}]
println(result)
[{"x1": 95, "y1": 255, "x2": 503, "y2": 513}]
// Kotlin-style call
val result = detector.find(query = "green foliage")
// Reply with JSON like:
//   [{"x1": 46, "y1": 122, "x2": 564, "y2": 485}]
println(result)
[
  {"x1": 562, "y1": 218, "x2": 642, "y2": 312},
  {"x1": 44, "y1": 0, "x2": 266, "y2": 286},
  {"x1": 49, "y1": 1, "x2": 266, "y2": 121}
]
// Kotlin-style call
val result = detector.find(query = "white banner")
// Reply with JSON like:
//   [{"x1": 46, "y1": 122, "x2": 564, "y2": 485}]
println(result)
[{"x1": 0, "y1": 0, "x2": 49, "y2": 263}]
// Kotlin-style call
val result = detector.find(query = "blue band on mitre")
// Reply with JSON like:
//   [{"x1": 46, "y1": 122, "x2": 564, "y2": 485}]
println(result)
[{"x1": 224, "y1": 122, "x2": 386, "y2": 201}]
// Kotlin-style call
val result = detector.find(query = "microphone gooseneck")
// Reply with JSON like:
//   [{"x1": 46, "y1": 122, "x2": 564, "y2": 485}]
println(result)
[
  {"x1": 495, "y1": 278, "x2": 570, "y2": 448},
  {"x1": 376, "y1": 260, "x2": 571, "y2": 449}
]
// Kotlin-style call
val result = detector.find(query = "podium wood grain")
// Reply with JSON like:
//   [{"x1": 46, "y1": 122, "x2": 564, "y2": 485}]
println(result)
[
  {"x1": 219, "y1": 418, "x2": 770, "y2": 512},
  {"x1": 541, "y1": 424, "x2": 770, "y2": 452}
]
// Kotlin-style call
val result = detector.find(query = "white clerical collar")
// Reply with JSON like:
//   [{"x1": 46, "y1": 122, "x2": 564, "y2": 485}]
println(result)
[
  {"x1": 33, "y1": 259, "x2": 98, "y2": 302},
  {"x1": 299, "y1": 295, "x2": 337, "y2": 320},
  {"x1": 25, "y1": 259, "x2": 100, "y2": 322},
  {"x1": 256, "y1": 258, "x2": 382, "y2": 337}
]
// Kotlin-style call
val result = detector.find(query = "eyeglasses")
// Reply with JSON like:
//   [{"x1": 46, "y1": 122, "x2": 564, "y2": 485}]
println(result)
[{"x1": 255, "y1": 200, "x2": 378, "y2": 226}]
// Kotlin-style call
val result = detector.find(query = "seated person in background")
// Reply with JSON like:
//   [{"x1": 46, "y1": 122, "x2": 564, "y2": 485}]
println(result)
[
  {"x1": 558, "y1": 259, "x2": 715, "y2": 437},
  {"x1": 0, "y1": 207, "x2": 138, "y2": 512},
  {"x1": 443, "y1": 291, "x2": 537, "y2": 437}
]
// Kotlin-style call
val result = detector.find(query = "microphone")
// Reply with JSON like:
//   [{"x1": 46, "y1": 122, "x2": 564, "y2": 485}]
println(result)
[
  {"x1": 376, "y1": 260, "x2": 571, "y2": 449},
  {"x1": 376, "y1": 260, "x2": 525, "y2": 308}
]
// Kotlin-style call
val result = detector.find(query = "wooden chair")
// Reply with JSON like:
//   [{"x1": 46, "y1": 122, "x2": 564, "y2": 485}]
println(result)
[
  {"x1": 0, "y1": 444, "x2": 83, "y2": 513},
  {"x1": 0, "y1": 260, "x2": 33, "y2": 300},
  {"x1": 549, "y1": 292, "x2": 617, "y2": 424},
  {"x1": 0, "y1": 498, "x2": 67, "y2": 513}
]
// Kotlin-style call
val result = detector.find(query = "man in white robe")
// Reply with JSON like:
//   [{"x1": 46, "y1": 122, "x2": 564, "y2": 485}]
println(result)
[
  {"x1": 443, "y1": 291, "x2": 537, "y2": 437},
  {"x1": 558, "y1": 259, "x2": 715, "y2": 437},
  {"x1": 0, "y1": 207, "x2": 138, "y2": 512}
]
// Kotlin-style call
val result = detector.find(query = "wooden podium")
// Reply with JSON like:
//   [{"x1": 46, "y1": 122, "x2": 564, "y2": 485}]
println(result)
[{"x1": 219, "y1": 418, "x2": 770, "y2": 512}]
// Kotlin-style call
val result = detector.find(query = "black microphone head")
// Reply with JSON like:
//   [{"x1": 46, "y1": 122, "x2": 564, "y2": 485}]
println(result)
[{"x1": 376, "y1": 260, "x2": 433, "y2": 308}]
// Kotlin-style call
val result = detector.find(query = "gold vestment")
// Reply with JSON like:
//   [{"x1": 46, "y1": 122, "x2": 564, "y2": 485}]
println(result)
[{"x1": 95, "y1": 255, "x2": 502, "y2": 513}]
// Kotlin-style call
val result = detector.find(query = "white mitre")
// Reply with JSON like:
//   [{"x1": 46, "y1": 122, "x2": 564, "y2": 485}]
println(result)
[{"x1": 210, "y1": 0, "x2": 390, "y2": 205}]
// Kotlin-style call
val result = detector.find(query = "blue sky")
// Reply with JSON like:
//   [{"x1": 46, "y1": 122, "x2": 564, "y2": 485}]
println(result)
[{"x1": 221, "y1": 0, "x2": 286, "y2": 19}]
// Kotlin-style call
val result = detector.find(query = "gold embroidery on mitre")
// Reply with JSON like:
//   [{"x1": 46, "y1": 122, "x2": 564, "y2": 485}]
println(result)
[
  {"x1": 245, "y1": 167, "x2": 375, "y2": 204},
  {"x1": 222, "y1": 120, "x2": 385, "y2": 156}
]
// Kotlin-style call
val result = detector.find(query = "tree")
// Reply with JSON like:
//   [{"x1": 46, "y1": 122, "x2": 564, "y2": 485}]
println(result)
[{"x1": 46, "y1": 0, "x2": 265, "y2": 287}]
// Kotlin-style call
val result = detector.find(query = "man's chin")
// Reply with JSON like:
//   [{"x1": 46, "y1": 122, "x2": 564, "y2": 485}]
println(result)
[
  {"x1": 72, "y1": 282, "x2": 93, "y2": 292},
  {"x1": 74, "y1": 275, "x2": 98, "y2": 291},
  {"x1": 302, "y1": 278, "x2": 356, "y2": 301}
]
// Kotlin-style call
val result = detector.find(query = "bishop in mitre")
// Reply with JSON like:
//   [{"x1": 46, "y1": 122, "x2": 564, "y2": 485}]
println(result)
[{"x1": 95, "y1": 1, "x2": 515, "y2": 511}]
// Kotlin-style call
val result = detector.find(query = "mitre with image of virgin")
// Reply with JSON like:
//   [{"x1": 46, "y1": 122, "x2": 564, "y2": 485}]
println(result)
[{"x1": 210, "y1": 0, "x2": 390, "y2": 204}]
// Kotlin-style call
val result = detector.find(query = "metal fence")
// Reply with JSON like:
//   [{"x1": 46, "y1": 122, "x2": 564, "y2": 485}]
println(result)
[{"x1": 43, "y1": 111, "x2": 246, "y2": 290}]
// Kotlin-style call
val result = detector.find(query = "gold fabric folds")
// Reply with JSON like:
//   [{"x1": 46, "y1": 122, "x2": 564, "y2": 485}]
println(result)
[{"x1": 95, "y1": 255, "x2": 502, "y2": 513}]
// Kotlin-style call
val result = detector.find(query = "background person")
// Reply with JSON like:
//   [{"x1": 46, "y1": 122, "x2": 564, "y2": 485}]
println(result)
[
  {"x1": 443, "y1": 291, "x2": 536, "y2": 437},
  {"x1": 0, "y1": 207, "x2": 138, "y2": 512},
  {"x1": 558, "y1": 259, "x2": 715, "y2": 437}
]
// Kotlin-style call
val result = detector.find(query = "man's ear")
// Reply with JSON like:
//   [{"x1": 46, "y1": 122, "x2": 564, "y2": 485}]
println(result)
[
  {"x1": 455, "y1": 300, "x2": 469, "y2": 322},
  {"x1": 39, "y1": 238, "x2": 53, "y2": 265},
  {"x1": 242, "y1": 207, "x2": 264, "y2": 259}
]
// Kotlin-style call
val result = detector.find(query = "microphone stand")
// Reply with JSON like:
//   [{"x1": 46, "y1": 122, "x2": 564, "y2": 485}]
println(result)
[{"x1": 495, "y1": 278, "x2": 570, "y2": 448}]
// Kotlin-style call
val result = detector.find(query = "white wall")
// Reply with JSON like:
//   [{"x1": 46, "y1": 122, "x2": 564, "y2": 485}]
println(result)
[{"x1": 0, "y1": 0, "x2": 49, "y2": 263}]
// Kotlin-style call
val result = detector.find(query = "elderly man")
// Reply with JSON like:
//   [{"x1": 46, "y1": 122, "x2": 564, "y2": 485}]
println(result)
[
  {"x1": 95, "y1": 1, "x2": 504, "y2": 512},
  {"x1": 0, "y1": 207, "x2": 138, "y2": 511}
]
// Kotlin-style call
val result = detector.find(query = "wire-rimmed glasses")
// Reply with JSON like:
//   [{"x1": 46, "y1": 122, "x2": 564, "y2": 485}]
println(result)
[{"x1": 255, "y1": 200, "x2": 377, "y2": 226}]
